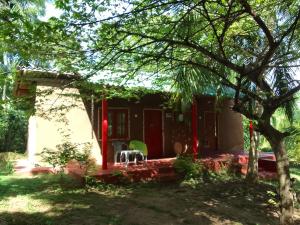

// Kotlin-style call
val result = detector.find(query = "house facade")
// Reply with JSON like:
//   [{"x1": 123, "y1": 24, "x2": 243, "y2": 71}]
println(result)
[{"x1": 15, "y1": 69, "x2": 244, "y2": 166}]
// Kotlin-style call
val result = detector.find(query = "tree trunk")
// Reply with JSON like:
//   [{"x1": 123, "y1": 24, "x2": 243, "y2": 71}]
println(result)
[
  {"x1": 246, "y1": 121, "x2": 259, "y2": 182},
  {"x1": 246, "y1": 132, "x2": 259, "y2": 182},
  {"x1": 270, "y1": 138, "x2": 294, "y2": 225},
  {"x1": 261, "y1": 121, "x2": 294, "y2": 224}
]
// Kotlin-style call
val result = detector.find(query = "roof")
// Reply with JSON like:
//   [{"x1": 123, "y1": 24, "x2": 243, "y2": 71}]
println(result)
[
  {"x1": 15, "y1": 68, "x2": 236, "y2": 99},
  {"x1": 14, "y1": 68, "x2": 164, "y2": 99},
  {"x1": 17, "y1": 68, "x2": 80, "y2": 81}
]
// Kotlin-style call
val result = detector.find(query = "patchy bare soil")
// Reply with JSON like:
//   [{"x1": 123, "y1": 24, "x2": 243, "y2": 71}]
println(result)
[{"x1": 0, "y1": 174, "x2": 299, "y2": 225}]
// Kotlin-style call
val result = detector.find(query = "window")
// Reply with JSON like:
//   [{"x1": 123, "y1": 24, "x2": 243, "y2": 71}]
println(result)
[{"x1": 99, "y1": 108, "x2": 129, "y2": 139}]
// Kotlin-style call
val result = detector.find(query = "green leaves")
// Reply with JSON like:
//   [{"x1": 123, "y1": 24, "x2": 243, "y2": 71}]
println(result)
[
  {"x1": 0, "y1": 0, "x2": 299, "y2": 141},
  {"x1": 42, "y1": 141, "x2": 92, "y2": 171}
]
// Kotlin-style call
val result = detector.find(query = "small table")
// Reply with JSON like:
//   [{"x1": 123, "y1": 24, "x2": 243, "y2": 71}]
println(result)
[{"x1": 115, "y1": 150, "x2": 144, "y2": 166}]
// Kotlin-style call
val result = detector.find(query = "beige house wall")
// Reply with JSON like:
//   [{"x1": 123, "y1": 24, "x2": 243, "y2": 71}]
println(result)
[
  {"x1": 27, "y1": 83, "x2": 102, "y2": 165},
  {"x1": 218, "y1": 99, "x2": 244, "y2": 152}
]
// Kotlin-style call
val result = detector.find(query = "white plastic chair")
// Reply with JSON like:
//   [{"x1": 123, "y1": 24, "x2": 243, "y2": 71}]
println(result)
[{"x1": 112, "y1": 141, "x2": 127, "y2": 164}]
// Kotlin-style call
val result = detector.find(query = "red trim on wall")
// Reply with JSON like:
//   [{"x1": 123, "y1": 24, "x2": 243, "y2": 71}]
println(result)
[
  {"x1": 249, "y1": 120, "x2": 253, "y2": 144},
  {"x1": 192, "y1": 99, "x2": 198, "y2": 160},
  {"x1": 102, "y1": 99, "x2": 108, "y2": 170}
]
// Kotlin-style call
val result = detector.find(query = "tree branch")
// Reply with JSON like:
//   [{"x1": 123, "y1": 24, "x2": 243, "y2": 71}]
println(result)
[
  {"x1": 118, "y1": 30, "x2": 244, "y2": 74},
  {"x1": 69, "y1": 0, "x2": 186, "y2": 26},
  {"x1": 278, "y1": 8, "x2": 300, "y2": 44},
  {"x1": 238, "y1": 0, "x2": 275, "y2": 46},
  {"x1": 271, "y1": 84, "x2": 300, "y2": 109},
  {"x1": 201, "y1": 1, "x2": 226, "y2": 58}
]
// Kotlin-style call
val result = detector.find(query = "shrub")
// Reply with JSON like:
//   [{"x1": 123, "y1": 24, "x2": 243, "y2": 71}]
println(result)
[
  {"x1": 0, "y1": 107, "x2": 29, "y2": 153},
  {"x1": 286, "y1": 130, "x2": 300, "y2": 163},
  {"x1": 0, "y1": 152, "x2": 17, "y2": 175},
  {"x1": 42, "y1": 141, "x2": 93, "y2": 173},
  {"x1": 173, "y1": 155, "x2": 202, "y2": 179}
]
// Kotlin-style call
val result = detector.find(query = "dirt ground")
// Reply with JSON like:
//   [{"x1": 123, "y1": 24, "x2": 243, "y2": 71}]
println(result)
[
  {"x1": 1, "y1": 173, "x2": 300, "y2": 225},
  {"x1": 92, "y1": 181, "x2": 297, "y2": 225}
]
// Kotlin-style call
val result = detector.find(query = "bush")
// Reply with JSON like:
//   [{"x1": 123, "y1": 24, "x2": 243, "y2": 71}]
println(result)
[
  {"x1": 42, "y1": 141, "x2": 93, "y2": 173},
  {"x1": 286, "y1": 129, "x2": 300, "y2": 162},
  {"x1": 0, "y1": 160, "x2": 14, "y2": 175},
  {"x1": 242, "y1": 117, "x2": 250, "y2": 151},
  {"x1": 0, "y1": 152, "x2": 19, "y2": 175},
  {"x1": 0, "y1": 107, "x2": 29, "y2": 153},
  {"x1": 173, "y1": 155, "x2": 202, "y2": 179}
]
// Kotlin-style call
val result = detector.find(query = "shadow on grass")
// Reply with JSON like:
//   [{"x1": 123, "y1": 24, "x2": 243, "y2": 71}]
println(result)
[
  {"x1": 0, "y1": 174, "x2": 82, "y2": 199},
  {"x1": 0, "y1": 174, "x2": 287, "y2": 225}
]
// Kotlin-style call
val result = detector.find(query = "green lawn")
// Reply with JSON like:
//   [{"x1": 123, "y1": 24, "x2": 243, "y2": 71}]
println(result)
[
  {"x1": 0, "y1": 166, "x2": 299, "y2": 225},
  {"x1": 290, "y1": 163, "x2": 300, "y2": 190}
]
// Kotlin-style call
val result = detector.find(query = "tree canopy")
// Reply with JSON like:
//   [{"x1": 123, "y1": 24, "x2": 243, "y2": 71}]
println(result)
[
  {"x1": 30, "y1": 1, "x2": 300, "y2": 119},
  {"x1": 2, "y1": 1, "x2": 300, "y2": 224},
  {"x1": 0, "y1": 0, "x2": 47, "y2": 152}
]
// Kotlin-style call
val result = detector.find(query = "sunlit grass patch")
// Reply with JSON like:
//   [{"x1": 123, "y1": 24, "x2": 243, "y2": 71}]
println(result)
[
  {"x1": 3, "y1": 195, "x2": 51, "y2": 213},
  {"x1": 0, "y1": 171, "x2": 297, "y2": 225},
  {"x1": 0, "y1": 152, "x2": 25, "y2": 175}
]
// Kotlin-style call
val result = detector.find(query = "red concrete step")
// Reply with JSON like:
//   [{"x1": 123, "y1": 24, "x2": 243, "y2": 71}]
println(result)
[
  {"x1": 158, "y1": 172, "x2": 179, "y2": 182},
  {"x1": 158, "y1": 166, "x2": 176, "y2": 174},
  {"x1": 93, "y1": 173, "x2": 123, "y2": 184},
  {"x1": 127, "y1": 169, "x2": 155, "y2": 182}
]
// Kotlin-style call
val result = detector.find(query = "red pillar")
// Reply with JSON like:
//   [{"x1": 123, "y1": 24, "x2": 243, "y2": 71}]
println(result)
[
  {"x1": 249, "y1": 120, "x2": 254, "y2": 143},
  {"x1": 102, "y1": 98, "x2": 108, "y2": 170},
  {"x1": 192, "y1": 99, "x2": 198, "y2": 160}
]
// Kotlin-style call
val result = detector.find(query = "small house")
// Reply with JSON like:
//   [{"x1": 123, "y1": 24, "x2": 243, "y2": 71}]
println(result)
[{"x1": 15, "y1": 69, "x2": 244, "y2": 167}]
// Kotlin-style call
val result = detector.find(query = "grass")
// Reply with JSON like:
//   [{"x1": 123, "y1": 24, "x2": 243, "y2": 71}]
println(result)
[
  {"x1": 0, "y1": 174, "x2": 294, "y2": 225},
  {"x1": 0, "y1": 152, "x2": 25, "y2": 175},
  {"x1": 290, "y1": 162, "x2": 300, "y2": 190},
  {"x1": 0, "y1": 152, "x2": 26, "y2": 161},
  {"x1": 0, "y1": 161, "x2": 299, "y2": 225}
]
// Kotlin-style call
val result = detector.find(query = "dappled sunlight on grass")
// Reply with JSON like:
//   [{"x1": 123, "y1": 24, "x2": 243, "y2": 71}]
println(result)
[
  {"x1": 1, "y1": 172, "x2": 299, "y2": 225},
  {"x1": 5, "y1": 195, "x2": 51, "y2": 213}
]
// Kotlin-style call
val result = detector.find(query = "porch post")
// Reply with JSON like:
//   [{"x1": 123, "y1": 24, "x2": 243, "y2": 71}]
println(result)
[
  {"x1": 192, "y1": 99, "x2": 198, "y2": 160},
  {"x1": 102, "y1": 98, "x2": 108, "y2": 170},
  {"x1": 249, "y1": 120, "x2": 253, "y2": 145},
  {"x1": 249, "y1": 120, "x2": 253, "y2": 144}
]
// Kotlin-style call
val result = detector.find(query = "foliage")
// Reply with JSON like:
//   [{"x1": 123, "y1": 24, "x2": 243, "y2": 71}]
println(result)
[
  {"x1": 0, "y1": 1, "x2": 47, "y2": 153},
  {"x1": 0, "y1": 173, "x2": 287, "y2": 225},
  {"x1": 173, "y1": 155, "x2": 203, "y2": 188},
  {"x1": 242, "y1": 117, "x2": 251, "y2": 151},
  {"x1": 0, "y1": 152, "x2": 24, "y2": 161},
  {"x1": 243, "y1": 98, "x2": 300, "y2": 162},
  {"x1": 0, "y1": 152, "x2": 24, "y2": 175},
  {"x1": 0, "y1": 106, "x2": 29, "y2": 152},
  {"x1": 284, "y1": 104, "x2": 300, "y2": 162},
  {"x1": 174, "y1": 155, "x2": 202, "y2": 179},
  {"x1": 37, "y1": 0, "x2": 300, "y2": 112},
  {"x1": 85, "y1": 176, "x2": 129, "y2": 195},
  {"x1": 1, "y1": 0, "x2": 300, "y2": 222},
  {"x1": 286, "y1": 130, "x2": 300, "y2": 162},
  {"x1": 0, "y1": 1, "x2": 46, "y2": 61},
  {"x1": 257, "y1": 100, "x2": 300, "y2": 160},
  {"x1": 0, "y1": 159, "x2": 14, "y2": 175},
  {"x1": 42, "y1": 141, "x2": 92, "y2": 173}
]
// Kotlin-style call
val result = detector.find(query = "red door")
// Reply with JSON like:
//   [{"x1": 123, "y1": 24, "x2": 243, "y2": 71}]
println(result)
[{"x1": 144, "y1": 110, "x2": 163, "y2": 159}]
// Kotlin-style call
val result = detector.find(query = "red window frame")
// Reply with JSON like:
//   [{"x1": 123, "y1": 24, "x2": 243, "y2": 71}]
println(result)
[{"x1": 99, "y1": 108, "x2": 129, "y2": 140}]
